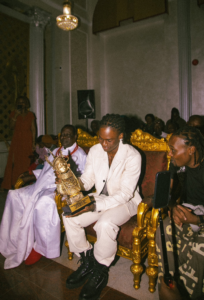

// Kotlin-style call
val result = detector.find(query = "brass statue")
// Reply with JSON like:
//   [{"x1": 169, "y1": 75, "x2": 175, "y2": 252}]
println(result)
[{"x1": 45, "y1": 150, "x2": 94, "y2": 215}]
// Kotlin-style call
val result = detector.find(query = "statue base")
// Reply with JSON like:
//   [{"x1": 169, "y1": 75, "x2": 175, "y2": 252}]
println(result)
[{"x1": 62, "y1": 195, "x2": 95, "y2": 216}]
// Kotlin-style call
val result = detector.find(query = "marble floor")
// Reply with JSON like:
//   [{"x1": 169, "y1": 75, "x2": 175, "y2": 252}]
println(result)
[{"x1": 0, "y1": 190, "x2": 159, "y2": 300}]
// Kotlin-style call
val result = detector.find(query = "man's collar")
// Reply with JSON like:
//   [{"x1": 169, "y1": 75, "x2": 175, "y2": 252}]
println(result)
[{"x1": 61, "y1": 142, "x2": 77, "y2": 154}]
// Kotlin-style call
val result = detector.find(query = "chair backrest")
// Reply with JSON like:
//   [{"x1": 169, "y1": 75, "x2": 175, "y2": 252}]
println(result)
[
  {"x1": 77, "y1": 129, "x2": 99, "y2": 153},
  {"x1": 131, "y1": 129, "x2": 171, "y2": 198}
]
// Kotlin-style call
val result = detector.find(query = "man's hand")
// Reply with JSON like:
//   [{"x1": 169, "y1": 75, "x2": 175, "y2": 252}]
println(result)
[
  {"x1": 65, "y1": 203, "x2": 95, "y2": 218},
  {"x1": 159, "y1": 277, "x2": 182, "y2": 300},
  {"x1": 170, "y1": 205, "x2": 199, "y2": 227},
  {"x1": 19, "y1": 171, "x2": 30, "y2": 178},
  {"x1": 18, "y1": 172, "x2": 36, "y2": 184}
]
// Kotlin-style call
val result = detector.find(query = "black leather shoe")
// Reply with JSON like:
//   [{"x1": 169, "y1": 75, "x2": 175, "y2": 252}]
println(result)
[
  {"x1": 79, "y1": 260, "x2": 109, "y2": 300},
  {"x1": 66, "y1": 249, "x2": 94, "y2": 289}
]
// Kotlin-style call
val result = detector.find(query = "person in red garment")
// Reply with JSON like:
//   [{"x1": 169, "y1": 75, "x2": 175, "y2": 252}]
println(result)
[{"x1": 1, "y1": 96, "x2": 36, "y2": 190}]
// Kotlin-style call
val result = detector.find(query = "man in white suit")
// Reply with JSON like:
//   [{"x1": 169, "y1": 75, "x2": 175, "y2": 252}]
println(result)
[{"x1": 63, "y1": 114, "x2": 142, "y2": 300}]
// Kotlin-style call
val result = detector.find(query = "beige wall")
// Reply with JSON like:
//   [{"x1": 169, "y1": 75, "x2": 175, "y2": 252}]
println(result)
[
  {"x1": 89, "y1": 0, "x2": 179, "y2": 123},
  {"x1": 16, "y1": 0, "x2": 204, "y2": 130},
  {"x1": 88, "y1": 0, "x2": 204, "y2": 123},
  {"x1": 27, "y1": 0, "x2": 90, "y2": 133},
  {"x1": 191, "y1": 2, "x2": 204, "y2": 116}
]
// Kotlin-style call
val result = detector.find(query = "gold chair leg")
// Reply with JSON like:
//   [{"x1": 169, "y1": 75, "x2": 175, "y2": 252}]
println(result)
[
  {"x1": 131, "y1": 227, "x2": 144, "y2": 290},
  {"x1": 65, "y1": 240, "x2": 73, "y2": 260},
  {"x1": 131, "y1": 261, "x2": 143, "y2": 289},
  {"x1": 131, "y1": 202, "x2": 149, "y2": 289},
  {"x1": 146, "y1": 266, "x2": 158, "y2": 293},
  {"x1": 146, "y1": 208, "x2": 159, "y2": 293}
]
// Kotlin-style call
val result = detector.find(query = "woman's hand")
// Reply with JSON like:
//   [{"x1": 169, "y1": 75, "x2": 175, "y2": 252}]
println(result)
[
  {"x1": 159, "y1": 277, "x2": 182, "y2": 300},
  {"x1": 170, "y1": 205, "x2": 199, "y2": 227},
  {"x1": 65, "y1": 203, "x2": 95, "y2": 218}
]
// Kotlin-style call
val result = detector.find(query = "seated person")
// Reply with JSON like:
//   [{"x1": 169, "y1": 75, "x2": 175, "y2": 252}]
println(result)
[
  {"x1": 0, "y1": 125, "x2": 87, "y2": 269},
  {"x1": 89, "y1": 120, "x2": 100, "y2": 137},
  {"x1": 36, "y1": 134, "x2": 58, "y2": 169},
  {"x1": 28, "y1": 134, "x2": 58, "y2": 171},
  {"x1": 165, "y1": 121, "x2": 179, "y2": 134},
  {"x1": 143, "y1": 113, "x2": 155, "y2": 135},
  {"x1": 187, "y1": 115, "x2": 204, "y2": 136},
  {"x1": 156, "y1": 126, "x2": 204, "y2": 300},
  {"x1": 62, "y1": 114, "x2": 142, "y2": 300},
  {"x1": 153, "y1": 118, "x2": 167, "y2": 139},
  {"x1": 166, "y1": 107, "x2": 186, "y2": 131}
]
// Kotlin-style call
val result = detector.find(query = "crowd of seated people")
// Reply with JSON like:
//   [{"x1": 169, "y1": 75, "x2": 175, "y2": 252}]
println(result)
[
  {"x1": 1, "y1": 111, "x2": 204, "y2": 300},
  {"x1": 112, "y1": 107, "x2": 204, "y2": 141}
]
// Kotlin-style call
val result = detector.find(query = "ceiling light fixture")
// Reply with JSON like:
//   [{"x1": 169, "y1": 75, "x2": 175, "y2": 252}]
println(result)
[{"x1": 56, "y1": 1, "x2": 78, "y2": 31}]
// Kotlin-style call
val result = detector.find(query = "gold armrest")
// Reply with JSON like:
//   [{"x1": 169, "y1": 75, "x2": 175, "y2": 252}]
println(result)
[{"x1": 131, "y1": 202, "x2": 149, "y2": 289}]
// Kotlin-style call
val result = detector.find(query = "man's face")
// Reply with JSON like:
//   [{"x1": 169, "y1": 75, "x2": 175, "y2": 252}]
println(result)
[
  {"x1": 146, "y1": 116, "x2": 153, "y2": 126},
  {"x1": 167, "y1": 123, "x2": 175, "y2": 134},
  {"x1": 91, "y1": 121, "x2": 99, "y2": 133},
  {"x1": 168, "y1": 136, "x2": 194, "y2": 167},
  {"x1": 17, "y1": 98, "x2": 26, "y2": 110},
  {"x1": 154, "y1": 120, "x2": 162, "y2": 132},
  {"x1": 187, "y1": 117, "x2": 202, "y2": 128},
  {"x1": 99, "y1": 126, "x2": 123, "y2": 153},
  {"x1": 172, "y1": 112, "x2": 179, "y2": 121},
  {"x1": 60, "y1": 127, "x2": 77, "y2": 149}
]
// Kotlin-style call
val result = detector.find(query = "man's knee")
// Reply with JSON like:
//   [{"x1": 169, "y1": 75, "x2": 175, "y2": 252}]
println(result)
[{"x1": 94, "y1": 218, "x2": 119, "y2": 240}]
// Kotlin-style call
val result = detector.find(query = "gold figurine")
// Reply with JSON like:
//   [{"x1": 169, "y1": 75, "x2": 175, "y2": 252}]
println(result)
[{"x1": 45, "y1": 150, "x2": 94, "y2": 215}]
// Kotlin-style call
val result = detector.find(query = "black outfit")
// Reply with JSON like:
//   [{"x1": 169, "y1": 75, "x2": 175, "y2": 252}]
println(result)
[
  {"x1": 156, "y1": 162, "x2": 204, "y2": 299},
  {"x1": 169, "y1": 161, "x2": 204, "y2": 205}
]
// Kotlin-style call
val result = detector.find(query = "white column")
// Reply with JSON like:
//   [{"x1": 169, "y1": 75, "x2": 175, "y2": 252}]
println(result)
[
  {"x1": 177, "y1": 0, "x2": 192, "y2": 121},
  {"x1": 28, "y1": 7, "x2": 51, "y2": 135}
]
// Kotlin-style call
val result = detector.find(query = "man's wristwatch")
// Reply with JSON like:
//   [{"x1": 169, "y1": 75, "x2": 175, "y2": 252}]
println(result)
[{"x1": 198, "y1": 215, "x2": 204, "y2": 231}]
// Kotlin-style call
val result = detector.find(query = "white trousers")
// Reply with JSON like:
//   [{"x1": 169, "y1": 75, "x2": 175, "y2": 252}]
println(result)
[{"x1": 62, "y1": 203, "x2": 134, "y2": 267}]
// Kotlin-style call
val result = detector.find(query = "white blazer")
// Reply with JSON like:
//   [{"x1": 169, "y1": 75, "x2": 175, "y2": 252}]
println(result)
[{"x1": 80, "y1": 140, "x2": 142, "y2": 216}]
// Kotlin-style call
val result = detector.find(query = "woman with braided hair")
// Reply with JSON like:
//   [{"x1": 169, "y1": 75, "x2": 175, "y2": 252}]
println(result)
[
  {"x1": 62, "y1": 113, "x2": 142, "y2": 300},
  {"x1": 157, "y1": 126, "x2": 204, "y2": 300}
]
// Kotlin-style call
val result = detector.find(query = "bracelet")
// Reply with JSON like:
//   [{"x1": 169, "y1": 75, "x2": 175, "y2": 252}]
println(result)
[{"x1": 12, "y1": 118, "x2": 17, "y2": 122}]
